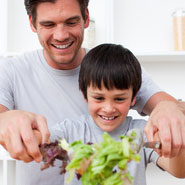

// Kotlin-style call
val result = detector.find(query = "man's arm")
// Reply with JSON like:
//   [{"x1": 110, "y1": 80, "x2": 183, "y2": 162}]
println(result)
[
  {"x1": 157, "y1": 149, "x2": 185, "y2": 178},
  {"x1": 0, "y1": 105, "x2": 50, "y2": 162},
  {"x1": 142, "y1": 91, "x2": 178, "y2": 115},
  {"x1": 143, "y1": 92, "x2": 185, "y2": 158}
]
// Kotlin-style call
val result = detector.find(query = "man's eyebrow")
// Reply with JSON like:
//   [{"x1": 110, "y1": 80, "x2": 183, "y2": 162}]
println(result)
[
  {"x1": 39, "y1": 16, "x2": 81, "y2": 25},
  {"x1": 39, "y1": 20, "x2": 54, "y2": 25},
  {"x1": 66, "y1": 16, "x2": 81, "y2": 21}
]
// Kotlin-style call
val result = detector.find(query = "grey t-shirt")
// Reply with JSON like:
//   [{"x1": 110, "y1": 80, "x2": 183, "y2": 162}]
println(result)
[
  {"x1": 0, "y1": 49, "x2": 161, "y2": 185},
  {"x1": 51, "y1": 115, "x2": 159, "y2": 185}
]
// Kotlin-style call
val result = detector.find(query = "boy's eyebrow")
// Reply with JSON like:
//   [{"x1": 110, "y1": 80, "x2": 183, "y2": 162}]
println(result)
[
  {"x1": 91, "y1": 92, "x2": 128, "y2": 96},
  {"x1": 115, "y1": 93, "x2": 128, "y2": 96}
]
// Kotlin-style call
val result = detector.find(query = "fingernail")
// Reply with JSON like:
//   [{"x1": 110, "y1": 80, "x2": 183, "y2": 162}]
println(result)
[{"x1": 36, "y1": 155, "x2": 42, "y2": 163}]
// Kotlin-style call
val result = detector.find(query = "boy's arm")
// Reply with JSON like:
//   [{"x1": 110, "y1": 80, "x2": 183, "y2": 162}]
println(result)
[{"x1": 157, "y1": 149, "x2": 185, "y2": 178}]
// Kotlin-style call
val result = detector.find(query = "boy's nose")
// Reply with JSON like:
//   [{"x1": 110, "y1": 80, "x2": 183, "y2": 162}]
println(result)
[{"x1": 102, "y1": 103, "x2": 116, "y2": 113}]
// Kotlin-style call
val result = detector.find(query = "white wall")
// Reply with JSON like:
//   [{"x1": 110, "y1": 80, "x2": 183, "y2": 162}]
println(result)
[
  {"x1": 6, "y1": 0, "x2": 41, "y2": 53},
  {"x1": 141, "y1": 61, "x2": 185, "y2": 100},
  {"x1": 114, "y1": 0, "x2": 185, "y2": 52}
]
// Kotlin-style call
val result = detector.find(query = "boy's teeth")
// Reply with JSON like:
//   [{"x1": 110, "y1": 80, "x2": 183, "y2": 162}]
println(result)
[
  {"x1": 54, "y1": 42, "x2": 72, "y2": 49},
  {"x1": 101, "y1": 116, "x2": 116, "y2": 120}
]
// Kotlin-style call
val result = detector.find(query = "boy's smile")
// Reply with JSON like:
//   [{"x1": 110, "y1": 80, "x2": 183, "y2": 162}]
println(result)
[{"x1": 86, "y1": 85, "x2": 136, "y2": 132}]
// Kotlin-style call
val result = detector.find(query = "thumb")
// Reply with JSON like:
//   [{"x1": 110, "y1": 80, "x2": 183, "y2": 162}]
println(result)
[{"x1": 34, "y1": 116, "x2": 50, "y2": 144}]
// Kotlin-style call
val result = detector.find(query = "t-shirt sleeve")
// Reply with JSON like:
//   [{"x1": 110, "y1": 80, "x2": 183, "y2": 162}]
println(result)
[
  {"x1": 132, "y1": 67, "x2": 162, "y2": 115},
  {"x1": 50, "y1": 119, "x2": 79, "y2": 143},
  {"x1": 0, "y1": 59, "x2": 14, "y2": 110},
  {"x1": 50, "y1": 120, "x2": 68, "y2": 142}
]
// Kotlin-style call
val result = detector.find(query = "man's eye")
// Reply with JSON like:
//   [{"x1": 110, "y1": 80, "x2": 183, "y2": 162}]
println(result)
[
  {"x1": 67, "y1": 22, "x2": 77, "y2": 26},
  {"x1": 42, "y1": 24, "x2": 54, "y2": 28}
]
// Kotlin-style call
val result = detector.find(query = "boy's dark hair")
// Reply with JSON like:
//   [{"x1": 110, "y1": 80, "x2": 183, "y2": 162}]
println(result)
[
  {"x1": 24, "y1": 0, "x2": 89, "y2": 27},
  {"x1": 79, "y1": 43, "x2": 142, "y2": 100}
]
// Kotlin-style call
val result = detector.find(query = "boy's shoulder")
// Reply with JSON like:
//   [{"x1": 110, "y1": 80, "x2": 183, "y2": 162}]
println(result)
[
  {"x1": 54, "y1": 114, "x2": 93, "y2": 143},
  {"x1": 62, "y1": 114, "x2": 91, "y2": 127},
  {"x1": 127, "y1": 116, "x2": 147, "y2": 131}
]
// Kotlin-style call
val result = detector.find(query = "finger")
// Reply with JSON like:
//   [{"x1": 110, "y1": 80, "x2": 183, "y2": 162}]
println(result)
[
  {"x1": 35, "y1": 115, "x2": 50, "y2": 144},
  {"x1": 20, "y1": 122, "x2": 42, "y2": 163},
  {"x1": 144, "y1": 118, "x2": 158, "y2": 142},
  {"x1": 1, "y1": 143, "x2": 7, "y2": 151},
  {"x1": 7, "y1": 127, "x2": 34, "y2": 162},
  {"x1": 182, "y1": 121, "x2": 185, "y2": 149},
  {"x1": 170, "y1": 119, "x2": 183, "y2": 157},
  {"x1": 158, "y1": 120, "x2": 172, "y2": 157},
  {"x1": 153, "y1": 132, "x2": 162, "y2": 156}
]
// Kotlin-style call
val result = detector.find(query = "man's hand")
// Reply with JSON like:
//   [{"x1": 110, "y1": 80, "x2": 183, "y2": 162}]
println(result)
[
  {"x1": 144, "y1": 101, "x2": 185, "y2": 158},
  {"x1": 0, "y1": 110, "x2": 50, "y2": 163}
]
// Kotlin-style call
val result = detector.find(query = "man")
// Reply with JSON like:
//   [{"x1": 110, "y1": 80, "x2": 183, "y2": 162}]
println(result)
[{"x1": 0, "y1": 0, "x2": 184, "y2": 185}]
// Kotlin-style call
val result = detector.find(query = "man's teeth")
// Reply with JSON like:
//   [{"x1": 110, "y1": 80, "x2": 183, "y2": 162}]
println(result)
[
  {"x1": 54, "y1": 42, "x2": 72, "y2": 49},
  {"x1": 101, "y1": 116, "x2": 116, "y2": 120}
]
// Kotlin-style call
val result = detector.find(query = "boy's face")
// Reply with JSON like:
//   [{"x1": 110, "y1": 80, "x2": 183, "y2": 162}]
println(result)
[{"x1": 86, "y1": 84, "x2": 136, "y2": 132}]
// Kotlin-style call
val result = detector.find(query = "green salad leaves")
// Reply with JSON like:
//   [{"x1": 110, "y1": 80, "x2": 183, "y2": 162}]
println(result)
[{"x1": 59, "y1": 132, "x2": 141, "y2": 185}]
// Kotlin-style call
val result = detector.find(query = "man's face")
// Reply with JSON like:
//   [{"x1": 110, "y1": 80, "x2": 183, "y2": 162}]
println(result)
[
  {"x1": 86, "y1": 85, "x2": 136, "y2": 132},
  {"x1": 30, "y1": 0, "x2": 89, "y2": 69}
]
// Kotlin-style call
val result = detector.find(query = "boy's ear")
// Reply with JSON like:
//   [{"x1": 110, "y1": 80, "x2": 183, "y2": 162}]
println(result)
[
  {"x1": 131, "y1": 95, "x2": 137, "y2": 107},
  {"x1": 81, "y1": 92, "x2": 88, "y2": 103}
]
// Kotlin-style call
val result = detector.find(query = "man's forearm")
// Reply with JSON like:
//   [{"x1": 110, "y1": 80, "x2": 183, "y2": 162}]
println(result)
[
  {"x1": 178, "y1": 101, "x2": 185, "y2": 115},
  {"x1": 143, "y1": 92, "x2": 178, "y2": 115},
  {"x1": 0, "y1": 104, "x2": 9, "y2": 113}
]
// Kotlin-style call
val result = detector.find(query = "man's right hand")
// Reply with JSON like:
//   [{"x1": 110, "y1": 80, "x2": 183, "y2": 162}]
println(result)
[{"x1": 0, "y1": 109, "x2": 50, "y2": 163}]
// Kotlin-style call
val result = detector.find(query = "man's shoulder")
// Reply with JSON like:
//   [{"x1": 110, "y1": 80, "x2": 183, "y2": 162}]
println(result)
[
  {"x1": 0, "y1": 49, "x2": 43, "y2": 73},
  {"x1": 0, "y1": 49, "x2": 42, "y2": 65}
]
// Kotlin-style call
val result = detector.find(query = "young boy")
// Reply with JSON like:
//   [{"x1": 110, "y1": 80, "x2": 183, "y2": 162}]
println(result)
[{"x1": 36, "y1": 44, "x2": 185, "y2": 185}]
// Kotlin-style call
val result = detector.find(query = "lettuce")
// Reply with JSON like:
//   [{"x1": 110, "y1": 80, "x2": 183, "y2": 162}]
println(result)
[
  {"x1": 64, "y1": 132, "x2": 141, "y2": 185},
  {"x1": 40, "y1": 131, "x2": 141, "y2": 185}
]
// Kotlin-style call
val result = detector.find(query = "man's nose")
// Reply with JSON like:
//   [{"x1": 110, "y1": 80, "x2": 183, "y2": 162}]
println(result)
[{"x1": 53, "y1": 25, "x2": 69, "y2": 41}]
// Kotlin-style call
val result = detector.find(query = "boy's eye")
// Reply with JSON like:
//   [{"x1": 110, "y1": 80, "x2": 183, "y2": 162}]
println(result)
[
  {"x1": 94, "y1": 97, "x2": 104, "y2": 101},
  {"x1": 115, "y1": 97, "x2": 125, "y2": 101}
]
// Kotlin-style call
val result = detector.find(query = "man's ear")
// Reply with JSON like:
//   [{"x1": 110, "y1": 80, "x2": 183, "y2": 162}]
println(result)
[
  {"x1": 84, "y1": 8, "x2": 90, "y2": 29},
  {"x1": 29, "y1": 15, "x2": 37, "y2": 33}
]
